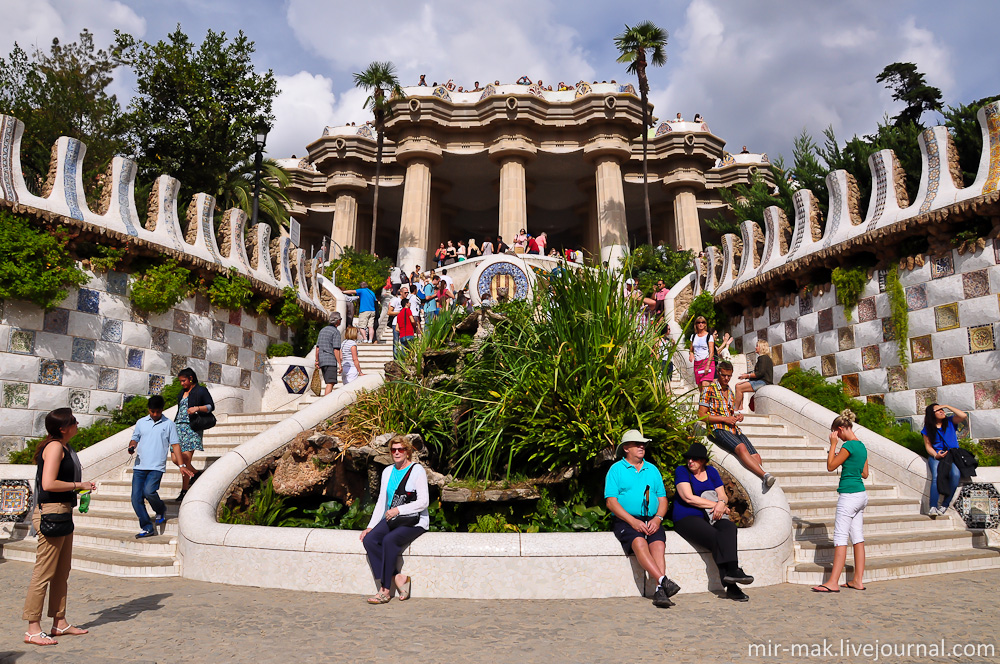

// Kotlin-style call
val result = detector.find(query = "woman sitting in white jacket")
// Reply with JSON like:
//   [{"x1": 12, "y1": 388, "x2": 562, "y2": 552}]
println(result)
[{"x1": 360, "y1": 436, "x2": 429, "y2": 603}]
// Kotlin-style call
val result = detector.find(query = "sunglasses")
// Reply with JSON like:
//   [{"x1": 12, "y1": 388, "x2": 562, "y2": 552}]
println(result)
[{"x1": 390, "y1": 448, "x2": 406, "y2": 453}]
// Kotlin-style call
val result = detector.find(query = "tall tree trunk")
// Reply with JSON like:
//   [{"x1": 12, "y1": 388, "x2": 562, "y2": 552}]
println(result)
[
  {"x1": 370, "y1": 129, "x2": 383, "y2": 255},
  {"x1": 641, "y1": 86, "x2": 652, "y2": 247}
]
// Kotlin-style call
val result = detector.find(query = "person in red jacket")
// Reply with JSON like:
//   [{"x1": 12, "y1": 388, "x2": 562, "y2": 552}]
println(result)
[{"x1": 396, "y1": 290, "x2": 421, "y2": 356}]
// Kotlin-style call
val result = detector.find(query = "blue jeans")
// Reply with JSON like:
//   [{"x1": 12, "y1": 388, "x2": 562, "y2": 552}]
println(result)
[
  {"x1": 927, "y1": 456, "x2": 961, "y2": 508},
  {"x1": 131, "y1": 469, "x2": 165, "y2": 532}
]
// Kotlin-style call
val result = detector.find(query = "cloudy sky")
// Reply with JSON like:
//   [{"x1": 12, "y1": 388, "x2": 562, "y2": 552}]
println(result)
[{"x1": 2, "y1": 0, "x2": 997, "y2": 162}]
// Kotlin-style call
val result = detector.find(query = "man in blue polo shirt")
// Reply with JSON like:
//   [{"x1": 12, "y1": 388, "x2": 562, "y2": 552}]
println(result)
[
  {"x1": 128, "y1": 395, "x2": 193, "y2": 538},
  {"x1": 605, "y1": 429, "x2": 681, "y2": 608}
]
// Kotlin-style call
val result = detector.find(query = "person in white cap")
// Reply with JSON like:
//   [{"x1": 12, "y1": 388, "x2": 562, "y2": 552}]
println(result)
[{"x1": 605, "y1": 429, "x2": 681, "y2": 608}]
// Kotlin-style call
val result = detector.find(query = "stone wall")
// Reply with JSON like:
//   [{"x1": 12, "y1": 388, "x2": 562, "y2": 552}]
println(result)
[
  {"x1": 730, "y1": 239, "x2": 1000, "y2": 439},
  {"x1": 0, "y1": 268, "x2": 292, "y2": 453}
]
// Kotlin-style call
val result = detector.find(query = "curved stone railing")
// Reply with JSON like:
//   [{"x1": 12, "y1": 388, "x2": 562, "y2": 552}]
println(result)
[
  {"x1": 705, "y1": 101, "x2": 1000, "y2": 300},
  {"x1": 178, "y1": 370, "x2": 793, "y2": 598},
  {"x1": 0, "y1": 114, "x2": 328, "y2": 316}
]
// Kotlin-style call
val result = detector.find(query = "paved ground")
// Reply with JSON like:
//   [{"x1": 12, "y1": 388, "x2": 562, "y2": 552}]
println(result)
[{"x1": 0, "y1": 560, "x2": 997, "y2": 664}]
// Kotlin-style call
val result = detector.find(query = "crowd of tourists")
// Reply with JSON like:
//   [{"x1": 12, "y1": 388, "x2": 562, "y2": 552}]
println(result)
[{"x1": 432, "y1": 231, "x2": 584, "y2": 266}]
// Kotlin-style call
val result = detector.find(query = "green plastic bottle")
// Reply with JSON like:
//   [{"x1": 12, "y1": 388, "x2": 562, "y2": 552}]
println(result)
[{"x1": 78, "y1": 490, "x2": 91, "y2": 513}]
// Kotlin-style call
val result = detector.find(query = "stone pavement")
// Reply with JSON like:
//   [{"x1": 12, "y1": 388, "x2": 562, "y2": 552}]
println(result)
[{"x1": 0, "y1": 560, "x2": 997, "y2": 664}]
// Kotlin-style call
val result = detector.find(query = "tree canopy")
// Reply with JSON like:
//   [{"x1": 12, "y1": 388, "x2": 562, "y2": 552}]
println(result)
[{"x1": 876, "y1": 62, "x2": 943, "y2": 127}]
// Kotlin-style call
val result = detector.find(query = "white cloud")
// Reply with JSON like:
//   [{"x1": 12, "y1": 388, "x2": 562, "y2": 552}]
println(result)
[
  {"x1": 0, "y1": 0, "x2": 145, "y2": 54},
  {"x1": 270, "y1": 71, "x2": 338, "y2": 157},
  {"x1": 898, "y1": 16, "x2": 954, "y2": 94}
]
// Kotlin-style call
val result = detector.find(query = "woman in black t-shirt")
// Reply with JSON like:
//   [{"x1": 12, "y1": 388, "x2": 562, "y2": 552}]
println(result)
[{"x1": 735, "y1": 339, "x2": 773, "y2": 411}]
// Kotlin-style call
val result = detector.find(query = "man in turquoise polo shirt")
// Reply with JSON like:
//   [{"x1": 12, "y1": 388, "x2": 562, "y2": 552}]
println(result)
[{"x1": 605, "y1": 429, "x2": 681, "y2": 608}]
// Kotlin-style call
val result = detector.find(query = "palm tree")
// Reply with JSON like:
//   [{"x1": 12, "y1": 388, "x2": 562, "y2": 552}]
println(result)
[
  {"x1": 353, "y1": 61, "x2": 405, "y2": 255},
  {"x1": 615, "y1": 21, "x2": 668, "y2": 247},
  {"x1": 216, "y1": 157, "x2": 292, "y2": 232}
]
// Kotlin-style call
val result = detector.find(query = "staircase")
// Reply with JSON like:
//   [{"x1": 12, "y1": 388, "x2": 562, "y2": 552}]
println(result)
[
  {"x1": 737, "y1": 414, "x2": 1000, "y2": 584},
  {"x1": 2, "y1": 409, "x2": 296, "y2": 576},
  {"x1": 355, "y1": 340, "x2": 396, "y2": 377}
]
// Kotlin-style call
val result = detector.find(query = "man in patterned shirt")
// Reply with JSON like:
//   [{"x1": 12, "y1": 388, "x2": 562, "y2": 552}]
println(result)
[{"x1": 699, "y1": 360, "x2": 776, "y2": 492}]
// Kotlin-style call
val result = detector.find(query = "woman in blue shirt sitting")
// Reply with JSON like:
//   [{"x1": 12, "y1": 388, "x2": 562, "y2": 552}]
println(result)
[
  {"x1": 673, "y1": 442, "x2": 754, "y2": 602},
  {"x1": 921, "y1": 403, "x2": 967, "y2": 515}
]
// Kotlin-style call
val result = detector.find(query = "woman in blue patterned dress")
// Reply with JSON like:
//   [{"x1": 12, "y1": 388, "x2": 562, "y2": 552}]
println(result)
[{"x1": 174, "y1": 368, "x2": 214, "y2": 502}]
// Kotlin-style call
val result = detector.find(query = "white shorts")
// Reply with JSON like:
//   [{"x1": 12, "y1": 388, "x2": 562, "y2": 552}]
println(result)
[{"x1": 833, "y1": 491, "x2": 868, "y2": 547}]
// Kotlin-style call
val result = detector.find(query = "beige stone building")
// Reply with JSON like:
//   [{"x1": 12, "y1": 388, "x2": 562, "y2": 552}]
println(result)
[{"x1": 279, "y1": 81, "x2": 770, "y2": 273}]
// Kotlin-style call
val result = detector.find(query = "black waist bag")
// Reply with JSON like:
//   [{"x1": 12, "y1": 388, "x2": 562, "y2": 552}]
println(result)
[{"x1": 39, "y1": 511, "x2": 74, "y2": 538}]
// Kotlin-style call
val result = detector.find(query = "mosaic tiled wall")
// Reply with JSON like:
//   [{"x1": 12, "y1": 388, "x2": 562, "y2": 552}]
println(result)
[
  {"x1": 0, "y1": 269, "x2": 290, "y2": 453},
  {"x1": 731, "y1": 239, "x2": 1000, "y2": 440}
]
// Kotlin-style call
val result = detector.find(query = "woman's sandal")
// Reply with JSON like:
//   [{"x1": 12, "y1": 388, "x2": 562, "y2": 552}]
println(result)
[
  {"x1": 52, "y1": 624, "x2": 88, "y2": 636},
  {"x1": 25, "y1": 631, "x2": 58, "y2": 646},
  {"x1": 811, "y1": 584, "x2": 840, "y2": 593},
  {"x1": 398, "y1": 577, "x2": 412, "y2": 601},
  {"x1": 367, "y1": 590, "x2": 391, "y2": 604}
]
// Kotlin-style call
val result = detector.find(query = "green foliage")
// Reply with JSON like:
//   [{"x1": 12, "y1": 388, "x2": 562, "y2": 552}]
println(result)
[
  {"x1": 130, "y1": 260, "x2": 192, "y2": 313},
  {"x1": 885, "y1": 266, "x2": 909, "y2": 367},
  {"x1": 876, "y1": 62, "x2": 943, "y2": 127},
  {"x1": 523, "y1": 489, "x2": 612, "y2": 533},
  {"x1": 780, "y1": 369, "x2": 924, "y2": 455},
  {"x1": 831, "y1": 266, "x2": 868, "y2": 321},
  {"x1": 951, "y1": 216, "x2": 993, "y2": 246},
  {"x1": 624, "y1": 244, "x2": 694, "y2": 294},
  {"x1": 292, "y1": 321, "x2": 322, "y2": 358},
  {"x1": 220, "y1": 477, "x2": 296, "y2": 527},
  {"x1": 87, "y1": 245, "x2": 127, "y2": 273},
  {"x1": 0, "y1": 211, "x2": 88, "y2": 310},
  {"x1": 682, "y1": 291, "x2": 725, "y2": 332},
  {"x1": 959, "y1": 438, "x2": 1000, "y2": 467},
  {"x1": 789, "y1": 129, "x2": 830, "y2": 219},
  {"x1": 206, "y1": 268, "x2": 254, "y2": 311},
  {"x1": 114, "y1": 27, "x2": 278, "y2": 211},
  {"x1": 467, "y1": 510, "x2": 520, "y2": 533},
  {"x1": 428, "y1": 500, "x2": 459, "y2": 532},
  {"x1": 943, "y1": 95, "x2": 1000, "y2": 186},
  {"x1": 274, "y1": 286, "x2": 306, "y2": 329},
  {"x1": 282, "y1": 498, "x2": 376, "y2": 530},
  {"x1": 706, "y1": 170, "x2": 794, "y2": 237},
  {"x1": 266, "y1": 342, "x2": 294, "y2": 358},
  {"x1": 325, "y1": 246, "x2": 390, "y2": 296},
  {"x1": 348, "y1": 381, "x2": 461, "y2": 462},
  {"x1": 217, "y1": 158, "x2": 292, "y2": 230}
]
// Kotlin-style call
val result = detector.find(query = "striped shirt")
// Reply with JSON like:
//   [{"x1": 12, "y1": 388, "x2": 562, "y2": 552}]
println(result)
[{"x1": 699, "y1": 381, "x2": 741, "y2": 435}]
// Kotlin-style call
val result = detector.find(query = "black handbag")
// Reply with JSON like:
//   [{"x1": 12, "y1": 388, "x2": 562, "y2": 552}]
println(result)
[
  {"x1": 386, "y1": 465, "x2": 420, "y2": 529},
  {"x1": 39, "y1": 511, "x2": 74, "y2": 538},
  {"x1": 188, "y1": 411, "x2": 217, "y2": 432}
]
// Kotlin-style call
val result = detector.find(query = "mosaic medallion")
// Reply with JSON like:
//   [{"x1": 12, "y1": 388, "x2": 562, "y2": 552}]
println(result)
[
  {"x1": 969, "y1": 324, "x2": 996, "y2": 354},
  {"x1": 191, "y1": 337, "x2": 207, "y2": 360},
  {"x1": 867, "y1": 394, "x2": 885, "y2": 406},
  {"x1": 254, "y1": 352, "x2": 266, "y2": 373},
  {"x1": 842, "y1": 374, "x2": 860, "y2": 397},
  {"x1": 882, "y1": 317, "x2": 897, "y2": 342},
  {"x1": 769, "y1": 305, "x2": 780, "y2": 325},
  {"x1": 171, "y1": 354, "x2": 188, "y2": 376},
  {"x1": 2, "y1": 382, "x2": 29, "y2": 408},
  {"x1": 940, "y1": 357, "x2": 966, "y2": 386},
  {"x1": 476, "y1": 261, "x2": 531, "y2": 302},
  {"x1": 861, "y1": 345, "x2": 881, "y2": 370},
  {"x1": 38, "y1": 359, "x2": 64, "y2": 386},
  {"x1": 963, "y1": 269, "x2": 990, "y2": 300},
  {"x1": 212, "y1": 320, "x2": 226, "y2": 342},
  {"x1": 226, "y1": 344, "x2": 239, "y2": 365},
  {"x1": 101, "y1": 318, "x2": 123, "y2": 343},
  {"x1": 148, "y1": 374, "x2": 166, "y2": 395},
  {"x1": 240, "y1": 369, "x2": 252, "y2": 390},
  {"x1": 838, "y1": 327, "x2": 855, "y2": 351},
  {"x1": 915, "y1": 387, "x2": 937, "y2": 411},
  {"x1": 801, "y1": 336, "x2": 816, "y2": 359},
  {"x1": 107, "y1": 271, "x2": 128, "y2": 296},
  {"x1": 68, "y1": 389, "x2": 90, "y2": 414},
  {"x1": 195, "y1": 292, "x2": 210, "y2": 315},
  {"x1": 207, "y1": 362, "x2": 222, "y2": 384},
  {"x1": 934, "y1": 303, "x2": 960, "y2": 332},
  {"x1": 799, "y1": 293, "x2": 813, "y2": 315},
  {"x1": 784, "y1": 320, "x2": 797, "y2": 341},
  {"x1": 772, "y1": 345, "x2": 783, "y2": 365},
  {"x1": 786, "y1": 361, "x2": 800, "y2": 373},
  {"x1": 174, "y1": 310, "x2": 190, "y2": 334},
  {"x1": 974, "y1": 380, "x2": 1000, "y2": 410},
  {"x1": 9, "y1": 329, "x2": 34, "y2": 355},
  {"x1": 71, "y1": 338, "x2": 96, "y2": 363},
  {"x1": 817, "y1": 308, "x2": 833, "y2": 333},
  {"x1": 857, "y1": 296, "x2": 877, "y2": 323},
  {"x1": 930, "y1": 253, "x2": 955, "y2": 279},
  {"x1": 151, "y1": 327, "x2": 169, "y2": 352},
  {"x1": 956, "y1": 483, "x2": 1000, "y2": 529},
  {"x1": 42, "y1": 309, "x2": 69, "y2": 335},
  {"x1": 821, "y1": 354, "x2": 837, "y2": 377},
  {"x1": 0, "y1": 480, "x2": 31, "y2": 523},
  {"x1": 909, "y1": 335, "x2": 934, "y2": 362},
  {"x1": 242, "y1": 330, "x2": 254, "y2": 349},
  {"x1": 228, "y1": 309, "x2": 242, "y2": 326},
  {"x1": 127, "y1": 349, "x2": 144, "y2": 369},
  {"x1": 905, "y1": 284, "x2": 928, "y2": 311},
  {"x1": 98, "y1": 367, "x2": 119, "y2": 391},
  {"x1": 77, "y1": 288, "x2": 99, "y2": 314},
  {"x1": 282, "y1": 365, "x2": 309, "y2": 394},
  {"x1": 887, "y1": 365, "x2": 908, "y2": 392}
]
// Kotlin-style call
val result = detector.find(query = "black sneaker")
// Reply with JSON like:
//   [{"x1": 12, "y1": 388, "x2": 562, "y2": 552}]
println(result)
[
  {"x1": 174, "y1": 489, "x2": 187, "y2": 503},
  {"x1": 726, "y1": 585, "x2": 749, "y2": 602},
  {"x1": 652, "y1": 586, "x2": 674, "y2": 608},
  {"x1": 659, "y1": 577, "x2": 681, "y2": 598},
  {"x1": 723, "y1": 568, "x2": 754, "y2": 585}
]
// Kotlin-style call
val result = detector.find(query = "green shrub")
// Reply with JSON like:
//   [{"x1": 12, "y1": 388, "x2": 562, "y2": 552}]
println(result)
[
  {"x1": 831, "y1": 266, "x2": 868, "y2": 321},
  {"x1": 523, "y1": 489, "x2": 612, "y2": 533},
  {"x1": 292, "y1": 320, "x2": 322, "y2": 357},
  {"x1": 467, "y1": 510, "x2": 520, "y2": 533},
  {"x1": 885, "y1": 266, "x2": 909, "y2": 367},
  {"x1": 219, "y1": 477, "x2": 295, "y2": 526},
  {"x1": 275, "y1": 286, "x2": 306, "y2": 329},
  {"x1": 0, "y1": 211, "x2": 88, "y2": 310},
  {"x1": 267, "y1": 342, "x2": 294, "y2": 358},
  {"x1": 960, "y1": 438, "x2": 1000, "y2": 467},
  {"x1": 624, "y1": 244, "x2": 695, "y2": 295},
  {"x1": 347, "y1": 381, "x2": 461, "y2": 461},
  {"x1": 87, "y1": 245, "x2": 127, "y2": 273},
  {"x1": 325, "y1": 246, "x2": 390, "y2": 297},
  {"x1": 130, "y1": 259, "x2": 192, "y2": 313},
  {"x1": 682, "y1": 291, "x2": 725, "y2": 333},
  {"x1": 206, "y1": 268, "x2": 254, "y2": 310}
]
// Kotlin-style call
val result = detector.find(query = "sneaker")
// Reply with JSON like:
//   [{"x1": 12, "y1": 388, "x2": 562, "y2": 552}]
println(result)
[
  {"x1": 135, "y1": 530, "x2": 155, "y2": 539},
  {"x1": 726, "y1": 585, "x2": 749, "y2": 602},
  {"x1": 928, "y1": 506, "x2": 940, "y2": 516},
  {"x1": 651, "y1": 586, "x2": 674, "y2": 608},
  {"x1": 764, "y1": 473, "x2": 776, "y2": 488},
  {"x1": 723, "y1": 567, "x2": 755, "y2": 585},
  {"x1": 659, "y1": 577, "x2": 681, "y2": 598},
  {"x1": 154, "y1": 514, "x2": 166, "y2": 526}
]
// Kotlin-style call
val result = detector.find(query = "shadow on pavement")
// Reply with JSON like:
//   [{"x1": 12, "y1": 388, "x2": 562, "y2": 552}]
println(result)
[
  {"x1": 84, "y1": 593, "x2": 172, "y2": 628},
  {"x1": 0, "y1": 652, "x2": 24, "y2": 664}
]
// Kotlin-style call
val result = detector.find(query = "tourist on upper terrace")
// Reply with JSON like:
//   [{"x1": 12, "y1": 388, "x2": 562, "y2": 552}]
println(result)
[
  {"x1": 514, "y1": 229, "x2": 528, "y2": 253},
  {"x1": 21, "y1": 408, "x2": 96, "y2": 646},
  {"x1": 693, "y1": 113, "x2": 703, "y2": 122},
  {"x1": 740, "y1": 146, "x2": 749, "y2": 154},
  {"x1": 457, "y1": 240, "x2": 467, "y2": 261},
  {"x1": 315, "y1": 312, "x2": 343, "y2": 396},
  {"x1": 922, "y1": 403, "x2": 969, "y2": 516},
  {"x1": 558, "y1": 81, "x2": 570, "y2": 91},
  {"x1": 605, "y1": 430, "x2": 681, "y2": 608},
  {"x1": 435, "y1": 243, "x2": 446, "y2": 268},
  {"x1": 444, "y1": 240, "x2": 457, "y2": 265},
  {"x1": 473, "y1": 81, "x2": 481, "y2": 91},
  {"x1": 734, "y1": 339, "x2": 772, "y2": 412},
  {"x1": 536, "y1": 232, "x2": 548, "y2": 255},
  {"x1": 494, "y1": 79, "x2": 500, "y2": 86},
  {"x1": 496, "y1": 236, "x2": 509, "y2": 253},
  {"x1": 481, "y1": 237, "x2": 494, "y2": 255},
  {"x1": 714, "y1": 331, "x2": 734, "y2": 363},
  {"x1": 128, "y1": 395, "x2": 191, "y2": 538},
  {"x1": 340, "y1": 327, "x2": 363, "y2": 384},
  {"x1": 173, "y1": 368, "x2": 215, "y2": 502},
  {"x1": 813, "y1": 409, "x2": 868, "y2": 593},
  {"x1": 673, "y1": 442, "x2": 754, "y2": 602},
  {"x1": 688, "y1": 316, "x2": 715, "y2": 390},
  {"x1": 468, "y1": 238, "x2": 481, "y2": 258},
  {"x1": 517, "y1": 75, "x2": 531, "y2": 85},
  {"x1": 445, "y1": 79, "x2": 455, "y2": 91},
  {"x1": 361, "y1": 436, "x2": 429, "y2": 604},
  {"x1": 418, "y1": 74, "x2": 427, "y2": 86},
  {"x1": 341, "y1": 282, "x2": 377, "y2": 343},
  {"x1": 673, "y1": 112, "x2": 683, "y2": 121},
  {"x1": 527, "y1": 234, "x2": 540, "y2": 255},
  {"x1": 699, "y1": 360, "x2": 777, "y2": 492}
]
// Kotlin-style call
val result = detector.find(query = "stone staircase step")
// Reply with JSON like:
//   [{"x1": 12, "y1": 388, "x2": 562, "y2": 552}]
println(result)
[
  {"x1": 792, "y1": 512, "x2": 958, "y2": 538},
  {"x1": 794, "y1": 529, "x2": 985, "y2": 563},
  {"x1": 737, "y1": 424, "x2": 788, "y2": 435},
  {"x1": 736, "y1": 434, "x2": 811, "y2": 445},
  {"x1": 1, "y1": 539, "x2": 179, "y2": 577},
  {"x1": 72, "y1": 509, "x2": 180, "y2": 535},
  {"x1": 753, "y1": 446, "x2": 827, "y2": 460},
  {"x1": 786, "y1": 547, "x2": 1000, "y2": 585},
  {"x1": 6, "y1": 523, "x2": 177, "y2": 555},
  {"x1": 206, "y1": 421, "x2": 295, "y2": 434},
  {"x1": 223, "y1": 410, "x2": 297, "y2": 424},
  {"x1": 759, "y1": 458, "x2": 842, "y2": 472},
  {"x1": 781, "y1": 484, "x2": 898, "y2": 501},
  {"x1": 98, "y1": 479, "x2": 183, "y2": 496},
  {"x1": 787, "y1": 497, "x2": 920, "y2": 519}
]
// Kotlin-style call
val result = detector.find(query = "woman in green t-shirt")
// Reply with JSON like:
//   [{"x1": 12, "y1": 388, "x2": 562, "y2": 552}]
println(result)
[{"x1": 813, "y1": 409, "x2": 869, "y2": 593}]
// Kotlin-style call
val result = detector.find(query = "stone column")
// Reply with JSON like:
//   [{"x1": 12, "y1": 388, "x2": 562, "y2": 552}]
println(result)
[
  {"x1": 498, "y1": 156, "x2": 527, "y2": 244},
  {"x1": 673, "y1": 187, "x2": 702, "y2": 252},
  {"x1": 594, "y1": 155, "x2": 628, "y2": 268},
  {"x1": 331, "y1": 191, "x2": 359, "y2": 251},
  {"x1": 397, "y1": 158, "x2": 432, "y2": 274}
]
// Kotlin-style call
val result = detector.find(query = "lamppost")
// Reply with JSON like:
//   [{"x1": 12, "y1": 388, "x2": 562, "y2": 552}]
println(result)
[{"x1": 251, "y1": 125, "x2": 269, "y2": 226}]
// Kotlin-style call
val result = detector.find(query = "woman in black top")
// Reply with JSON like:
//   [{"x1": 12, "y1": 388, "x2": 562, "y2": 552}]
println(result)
[
  {"x1": 174, "y1": 367, "x2": 215, "y2": 502},
  {"x1": 22, "y1": 408, "x2": 96, "y2": 646},
  {"x1": 735, "y1": 339, "x2": 773, "y2": 411}
]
